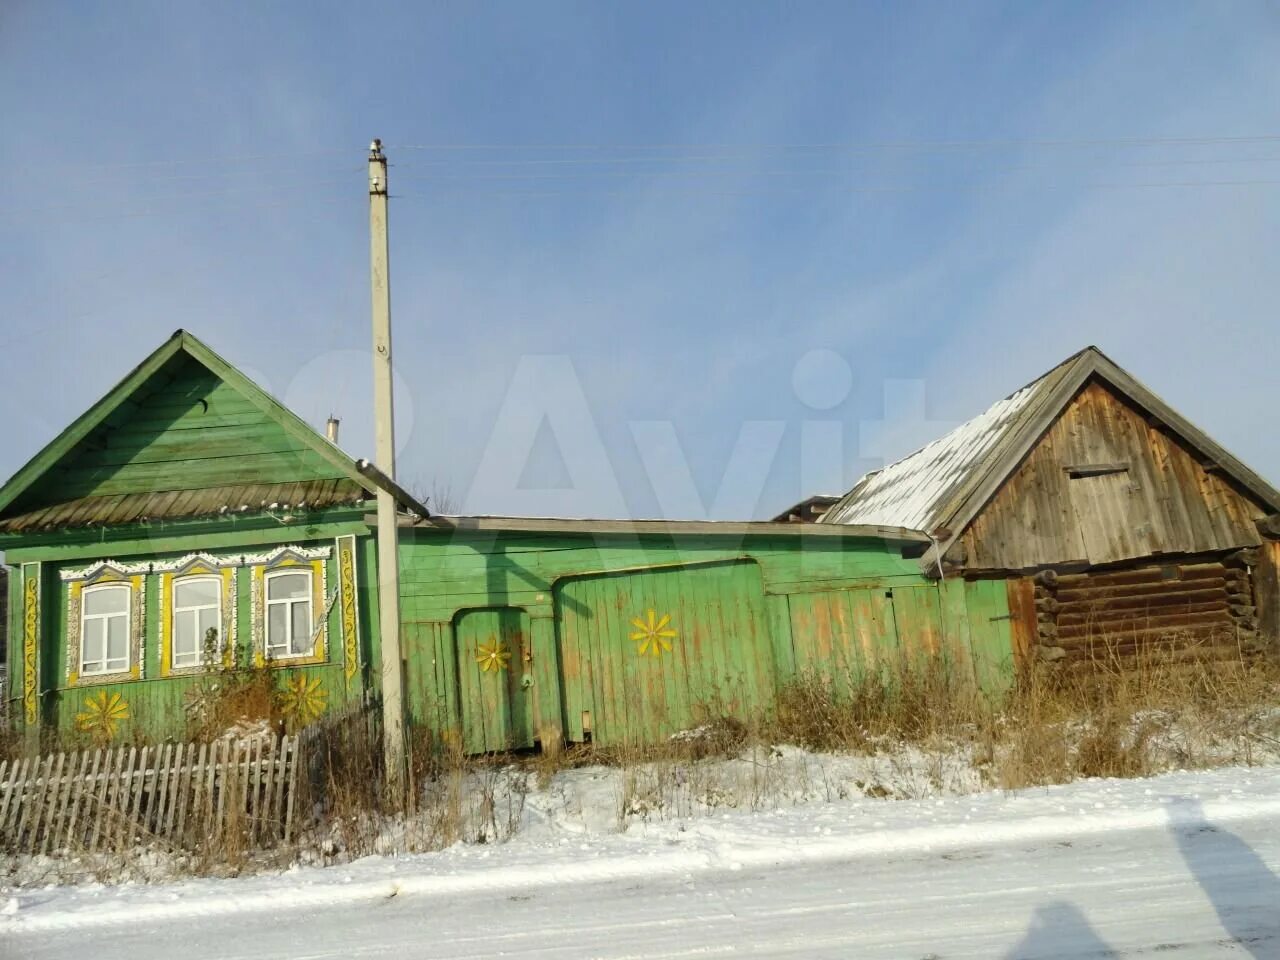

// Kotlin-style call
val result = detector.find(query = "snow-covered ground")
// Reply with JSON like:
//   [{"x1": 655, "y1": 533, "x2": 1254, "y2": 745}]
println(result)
[{"x1": 5, "y1": 765, "x2": 1278, "y2": 958}]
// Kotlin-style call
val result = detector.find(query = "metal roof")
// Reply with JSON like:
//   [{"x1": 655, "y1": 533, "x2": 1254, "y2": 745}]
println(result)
[
  {"x1": 0, "y1": 480, "x2": 370, "y2": 533},
  {"x1": 821, "y1": 353, "x2": 1078, "y2": 534},
  {"x1": 821, "y1": 346, "x2": 1280, "y2": 557}
]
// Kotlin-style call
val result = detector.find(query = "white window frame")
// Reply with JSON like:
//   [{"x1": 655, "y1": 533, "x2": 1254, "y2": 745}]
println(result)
[
  {"x1": 80, "y1": 582, "x2": 133, "y2": 676},
  {"x1": 264, "y1": 568, "x2": 315, "y2": 661},
  {"x1": 172, "y1": 574, "x2": 222, "y2": 669}
]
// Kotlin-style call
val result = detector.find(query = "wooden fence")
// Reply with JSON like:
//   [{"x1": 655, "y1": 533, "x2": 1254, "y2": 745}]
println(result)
[{"x1": 0, "y1": 735, "x2": 302, "y2": 856}]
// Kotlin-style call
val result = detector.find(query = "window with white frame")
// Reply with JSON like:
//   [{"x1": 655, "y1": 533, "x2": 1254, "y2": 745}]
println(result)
[
  {"x1": 265, "y1": 570, "x2": 314, "y2": 659},
  {"x1": 81, "y1": 583, "x2": 132, "y2": 675},
  {"x1": 172, "y1": 576, "x2": 221, "y2": 668}
]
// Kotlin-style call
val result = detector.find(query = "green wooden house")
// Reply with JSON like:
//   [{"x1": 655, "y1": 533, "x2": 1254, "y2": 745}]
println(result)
[{"x1": 2, "y1": 331, "x2": 1016, "y2": 751}]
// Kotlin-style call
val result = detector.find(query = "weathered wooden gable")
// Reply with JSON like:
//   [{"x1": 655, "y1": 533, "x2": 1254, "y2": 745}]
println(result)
[{"x1": 959, "y1": 379, "x2": 1267, "y2": 571}]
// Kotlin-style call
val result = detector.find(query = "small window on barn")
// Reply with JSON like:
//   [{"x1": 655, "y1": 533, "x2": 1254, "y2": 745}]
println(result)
[
  {"x1": 81, "y1": 583, "x2": 132, "y2": 676},
  {"x1": 1065, "y1": 462, "x2": 1130, "y2": 479},
  {"x1": 172, "y1": 576, "x2": 221, "y2": 668},
  {"x1": 265, "y1": 570, "x2": 314, "y2": 660}
]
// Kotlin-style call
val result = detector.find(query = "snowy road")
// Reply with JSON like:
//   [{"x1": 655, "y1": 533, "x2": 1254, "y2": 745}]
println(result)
[{"x1": 6, "y1": 768, "x2": 1280, "y2": 958}]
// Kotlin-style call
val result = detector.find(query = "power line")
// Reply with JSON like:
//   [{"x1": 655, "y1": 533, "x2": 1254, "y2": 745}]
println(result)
[
  {"x1": 390, "y1": 153, "x2": 1280, "y2": 173},
  {"x1": 391, "y1": 177, "x2": 1280, "y2": 201},
  {"x1": 388, "y1": 159, "x2": 1280, "y2": 185},
  {"x1": 36, "y1": 147, "x2": 352, "y2": 175},
  {"x1": 0, "y1": 178, "x2": 358, "y2": 221},
  {"x1": 388, "y1": 133, "x2": 1280, "y2": 154}
]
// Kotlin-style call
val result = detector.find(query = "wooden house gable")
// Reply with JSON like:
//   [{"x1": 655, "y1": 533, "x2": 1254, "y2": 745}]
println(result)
[
  {"x1": 957, "y1": 379, "x2": 1268, "y2": 572},
  {"x1": 0, "y1": 331, "x2": 374, "y2": 532}
]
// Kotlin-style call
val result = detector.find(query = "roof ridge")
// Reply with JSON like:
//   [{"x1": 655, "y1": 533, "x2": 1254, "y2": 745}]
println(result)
[{"x1": 851, "y1": 345, "x2": 1095, "y2": 484}]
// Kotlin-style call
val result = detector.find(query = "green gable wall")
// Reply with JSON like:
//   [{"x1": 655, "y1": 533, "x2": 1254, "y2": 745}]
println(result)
[{"x1": 12, "y1": 354, "x2": 347, "y2": 510}]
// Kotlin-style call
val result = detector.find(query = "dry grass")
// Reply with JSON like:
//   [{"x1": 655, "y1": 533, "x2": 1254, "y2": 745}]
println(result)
[
  {"x1": 4, "y1": 643, "x2": 1277, "y2": 886},
  {"x1": 773, "y1": 647, "x2": 1280, "y2": 790}
]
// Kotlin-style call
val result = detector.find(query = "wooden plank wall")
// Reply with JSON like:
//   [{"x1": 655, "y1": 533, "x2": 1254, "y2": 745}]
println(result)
[
  {"x1": 1255, "y1": 540, "x2": 1280, "y2": 655},
  {"x1": 960, "y1": 381, "x2": 1266, "y2": 571},
  {"x1": 0, "y1": 735, "x2": 301, "y2": 856}
]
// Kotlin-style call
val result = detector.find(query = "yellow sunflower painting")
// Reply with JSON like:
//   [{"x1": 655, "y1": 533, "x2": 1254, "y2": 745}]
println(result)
[
  {"x1": 630, "y1": 609, "x2": 677, "y2": 657},
  {"x1": 278, "y1": 675, "x2": 328, "y2": 726},
  {"x1": 76, "y1": 691, "x2": 129, "y2": 741},
  {"x1": 476, "y1": 638, "x2": 512, "y2": 673}
]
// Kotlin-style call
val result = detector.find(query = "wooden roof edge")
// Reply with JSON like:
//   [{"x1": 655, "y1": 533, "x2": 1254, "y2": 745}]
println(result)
[
  {"x1": 917, "y1": 345, "x2": 1280, "y2": 575},
  {"x1": 366, "y1": 513, "x2": 932, "y2": 543},
  {"x1": 355, "y1": 459, "x2": 431, "y2": 519},
  {"x1": 1085, "y1": 349, "x2": 1280, "y2": 513},
  {"x1": 928, "y1": 349, "x2": 1095, "y2": 541},
  {"x1": 0, "y1": 331, "x2": 188, "y2": 516},
  {"x1": 820, "y1": 347, "x2": 1095, "y2": 530}
]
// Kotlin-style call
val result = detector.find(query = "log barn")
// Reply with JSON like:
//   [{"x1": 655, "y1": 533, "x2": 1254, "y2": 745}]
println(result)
[{"x1": 822, "y1": 346, "x2": 1280, "y2": 669}]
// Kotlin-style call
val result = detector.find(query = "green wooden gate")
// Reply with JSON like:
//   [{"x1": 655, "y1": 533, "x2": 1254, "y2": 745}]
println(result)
[
  {"x1": 454, "y1": 607, "x2": 536, "y2": 753},
  {"x1": 554, "y1": 559, "x2": 774, "y2": 746}
]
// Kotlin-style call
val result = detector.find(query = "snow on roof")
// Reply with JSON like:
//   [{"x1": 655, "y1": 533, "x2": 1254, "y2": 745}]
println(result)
[{"x1": 821, "y1": 351, "x2": 1081, "y2": 534}]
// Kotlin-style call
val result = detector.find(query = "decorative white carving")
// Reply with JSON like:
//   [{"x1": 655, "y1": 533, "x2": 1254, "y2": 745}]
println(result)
[{"x1": 60, "y1": 545, "x2": 331, "y2": 582}]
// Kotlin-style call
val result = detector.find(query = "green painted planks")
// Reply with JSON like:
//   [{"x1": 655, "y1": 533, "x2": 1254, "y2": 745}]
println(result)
[
  {"x1": 963, "y1": 580, "x2": 1016, "y2": 698},
  {"x1": 888, "y1": 585, "x2": 942, "y2": 669},
  {"x1": 69, "y1": 424, "x2": 312, "y2": 468},
  {"x1": 48, "y1": 451, "x2": 346, "y2": 497},
  {"x1": 23, "y1": 354, "x2": 350, "y2": 507},
  {"x1": 554, "y1": 559, "x2": 772, "y2": 746},
  {"x1": 788, "y1": 587, "x2": 896, "y2": 691},
  {"x1": 454, "y1": 609, "x2": 534, "y2": 753}
]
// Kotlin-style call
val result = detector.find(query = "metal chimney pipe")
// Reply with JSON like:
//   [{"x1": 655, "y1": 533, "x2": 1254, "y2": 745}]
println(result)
[{"x1": 325, "y1": 416, "x2": 340, "y2": 444}]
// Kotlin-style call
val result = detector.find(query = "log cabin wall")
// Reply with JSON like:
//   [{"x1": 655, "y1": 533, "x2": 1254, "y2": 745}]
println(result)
[
  {"x1": 1018, "y1": 551, "x2": 1265, "y2": 667},
  {"x1": 958, "y1": 380, "x2": 1265, "y2": 573}
]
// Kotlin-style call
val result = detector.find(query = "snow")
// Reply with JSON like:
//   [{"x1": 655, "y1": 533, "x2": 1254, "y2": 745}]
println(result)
[
  {"x1": 821, "y1": 363, "x2": 1053, "y2": 530},
  {"x1": 4, "y1": 765, "x2": 1279, "y2": 957}
]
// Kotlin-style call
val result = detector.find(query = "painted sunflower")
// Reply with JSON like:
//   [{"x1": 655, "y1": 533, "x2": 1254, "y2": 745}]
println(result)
[
  {"x1": 630, "y1": 609, "x2": 677, "y2": 657},
  {"x1": 278, "y1": 674, "x2": 328, "y2": 726},
  {"x1": 76, "y1": 690, "x2": 129, "y2": 741},
  {"x1": 476, "y1": 638, "x2": 512, "y2": 673}
]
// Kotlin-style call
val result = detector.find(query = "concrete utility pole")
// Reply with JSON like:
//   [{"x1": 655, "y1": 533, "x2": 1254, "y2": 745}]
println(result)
[{"x1": 368, "y1": 139, "x2": 408, "y2": 805}]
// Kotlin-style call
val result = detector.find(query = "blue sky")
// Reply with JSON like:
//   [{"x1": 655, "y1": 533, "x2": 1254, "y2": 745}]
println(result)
[{"x1": 1, "y1": 2, "x2": 1278, "y2": 519}]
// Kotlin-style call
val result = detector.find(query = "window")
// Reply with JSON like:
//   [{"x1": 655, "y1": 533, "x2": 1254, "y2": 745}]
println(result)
[
  {"x1": 173, "y1": 576, "x2": 221, "y2": 668},
  {"x1": 265, "y1": 570, "x2": 313, "y2": 660},
  {"x1": 81, "y1": 583, "x2": 132, "y2": 675}
]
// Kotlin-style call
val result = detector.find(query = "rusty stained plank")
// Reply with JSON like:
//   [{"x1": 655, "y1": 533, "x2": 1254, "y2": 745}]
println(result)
[{"x1": 1006, "y1": 577, "x2": 1037, "y2": 672}]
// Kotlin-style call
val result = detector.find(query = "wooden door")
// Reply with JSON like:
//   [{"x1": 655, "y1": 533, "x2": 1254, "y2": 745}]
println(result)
[
  {"x1": 454, "y1": 608, "x2": 535, "y2": 753},
  {"x1": 1069, "y1": 471, "x2": 1139, "y2": 564}
]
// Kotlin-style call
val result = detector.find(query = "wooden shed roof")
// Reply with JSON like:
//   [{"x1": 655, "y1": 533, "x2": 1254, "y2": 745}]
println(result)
[{"x1": 821, "y1": 346, "x2": 1280, "y2": 557}]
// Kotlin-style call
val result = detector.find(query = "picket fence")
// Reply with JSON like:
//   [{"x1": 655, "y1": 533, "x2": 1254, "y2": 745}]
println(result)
[{"x1": 0, "y1": 735, "x2": 302, "y2": 856}]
